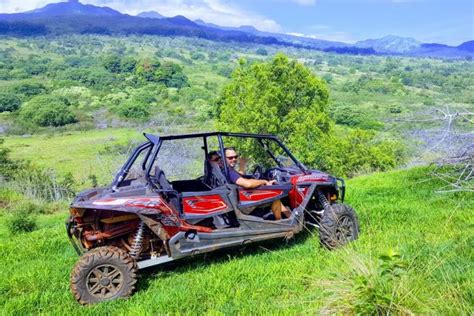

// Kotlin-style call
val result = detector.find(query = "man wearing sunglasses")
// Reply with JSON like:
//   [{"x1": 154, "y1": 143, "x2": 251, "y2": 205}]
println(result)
[{"x1": 224, "y1": 147, "x2": 291, "y2": 220}]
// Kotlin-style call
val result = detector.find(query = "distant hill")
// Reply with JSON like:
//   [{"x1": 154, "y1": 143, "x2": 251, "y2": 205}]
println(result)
[
  {"x1": 24, "y1": 0, "x2": 121, "y2": 17},
  {"x1": 353, "y1": 35, "x2": 473, "y2": 58},
  {"x1": 0, "y1": 1, "x2": 291, "y2": 46},
  {"x1": 355, "y1": 35, "x2": 421, "y2": 53},
  {"x1": 457, "y1": 40, "x2": 474, "y2": 52},
  {"x1": 0, "y1": 0, "x2": 472, "y2": 59},
  {"x1": 137, "y1": 11, "x2": 165, "y2": 19}
]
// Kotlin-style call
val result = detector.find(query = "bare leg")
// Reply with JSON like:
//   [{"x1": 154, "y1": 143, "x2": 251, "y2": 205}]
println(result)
[{"x1": 271, "y1": 200, "x2": 291, "y2": 220}]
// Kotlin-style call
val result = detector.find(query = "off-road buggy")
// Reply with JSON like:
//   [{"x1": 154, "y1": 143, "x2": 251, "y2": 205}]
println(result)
[{"x1": 67, "y1": 132, "x2": 359, "y2": 304}]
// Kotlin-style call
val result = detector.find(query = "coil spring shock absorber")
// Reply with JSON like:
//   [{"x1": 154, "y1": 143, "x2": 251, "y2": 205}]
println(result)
[
  {"x1": 130, "y1": 221, "x2": 146, "y2": 259},
  {"x1": 317, "y1": 190, "x2": 331, "y2": 210}
]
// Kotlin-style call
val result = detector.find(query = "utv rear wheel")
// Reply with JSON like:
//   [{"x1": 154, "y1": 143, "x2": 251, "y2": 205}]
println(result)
[
  {"x1": 70, "y1": 246, "x2": 138, "y2": 304},
  {"x1": 319, "y1": 204, "x2": 359, "y2": 249}
]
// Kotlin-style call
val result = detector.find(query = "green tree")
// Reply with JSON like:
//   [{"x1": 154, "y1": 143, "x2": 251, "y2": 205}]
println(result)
[
  {"x1": 120, "y1": 57, "x2": 137, "y2": 73},
  {"x1": 135, "y1": 58, "x2": 161, "y2": 82},
  {"x1": 216, "y1": 53, "x2": 330, "y2": 157},
  {"x1": 0, "y1": 93, "x2": 22, "y2": 112},
  {"x1": 256, "y1": 48, "x2": 268, "y2": 56},
  {"x1": 102, "y1": 55, "x2": 122, "y2": 73},
  {"x1": 216, "y1": 53, "x2": 404, "y2": 176},
  {"x1": 114, "y1": 99, "x2": 150, "y2": 120},
  {"x1": 154, "y1": 61, "x2": 189, "y2": 88},
  {"x1": 19, "y1": 95, "x2": 77, "y2": 127},
  {"x1": 14, "y1": 82, "x2": 47, "y2": 98}
]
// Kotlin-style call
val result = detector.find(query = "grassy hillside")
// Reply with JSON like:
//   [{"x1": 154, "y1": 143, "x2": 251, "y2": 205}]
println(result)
[{"x1": 0, "y1": 167, "x2": 472, "y2": 314}]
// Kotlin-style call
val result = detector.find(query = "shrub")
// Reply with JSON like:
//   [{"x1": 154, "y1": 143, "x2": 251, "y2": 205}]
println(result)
[
  {"x1": 331, "y1": 104, "x2": 363, "y2": 126},
  {"x1": 154, "y1": 61, "x2": 189, "y2": 88},
  {"x1": 316, "y1": 128, "x2": 405, "y2": 177},
  {"x1": 114, "y1": 99, "x2": 150, "y2": 119},
  {"x1": 256, "y1": 48, "x2": 268, "y2": 56},
  {"x1": 61, "y1": 68, "x2": 116, "y2": 89},
  {"x1": 0, "y1": 93, "x2": 22, "y2": 112},
  {"x1": 319, "y1": 250, "x2": 410, "y2": 315},
  {"x1": 11, "y1": 164, "x2": 76, "y2": 201},
  {"x1": 6, "y1": 207, "x2": 37, "y2": 234},
  {"x1": 102, "y1": 55, "x2": 122, "y2": 73},
  {"x1": 191, "y1": 52, "x2": 206, "y2": 60},
  {"x1": 120, "y1": 56, "x2": 137, "y2": 73},
  {"x1": 0, "y1": 138, "x2": 21, "y2": 180},
  {"x1": 135, "y1": 58, "x2": 160, "y2": 82},
  {"x1": 19, "y1": 95, "x2": 77, "y2": 127},
  {"x1": 13, "y1": 81, "x2": 47, "y2": 98}
]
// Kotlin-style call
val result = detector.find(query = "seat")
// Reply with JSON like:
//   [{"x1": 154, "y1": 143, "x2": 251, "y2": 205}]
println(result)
[
  {"x1": 153, "y1": 166, "x2": 181, "y2": 212},
  {"x1": 203, "y1": 161, "x2": 227, "y2": 189}
]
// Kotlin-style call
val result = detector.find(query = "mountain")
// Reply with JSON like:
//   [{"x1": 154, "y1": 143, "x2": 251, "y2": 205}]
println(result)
[
  {"x1": 194, "y1": 19, "x2": 259, "y2": 34},
  {"x1": 0, "y1": 0, "x2": 472, "y2": 59},
  {"x1": 457, "y1": 40, "x2": 474, "y2": 52},
  {"x1": 353, "y1": 35, "x2": 474, "y2": 58},
  {"x1": 356, "y1": 35, "x2": 421, "y2": 53},
  {"x1": 136, "y1": 11, "x2": 165, "y2": 19},
  {"x1": 0, "y1": 1, "x2": 291, "y2": 47},
  {"x1": 166, "y1": 15, "x2": 198, "y2": 28},
  {"x1": 24, "y1": 0, "x2": 121, "y2": 17}
]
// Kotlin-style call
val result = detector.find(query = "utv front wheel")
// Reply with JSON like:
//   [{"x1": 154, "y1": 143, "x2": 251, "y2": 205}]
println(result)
[
  {"x1": 70, "y1": 246, "x2": 138, "y2": 304},
  {"x1": 319, "y1": 204, "x2": 359, "y2": 249}
]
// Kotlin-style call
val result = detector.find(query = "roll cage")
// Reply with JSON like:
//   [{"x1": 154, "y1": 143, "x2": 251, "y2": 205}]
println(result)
[{"x1": 111, "y1": 132, "x2": 308, "y2": 191}]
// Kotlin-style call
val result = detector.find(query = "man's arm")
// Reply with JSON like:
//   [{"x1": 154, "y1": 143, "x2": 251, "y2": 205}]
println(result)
[{"x1": 235, "y1": 177, "x2": 275, "y2": 189}]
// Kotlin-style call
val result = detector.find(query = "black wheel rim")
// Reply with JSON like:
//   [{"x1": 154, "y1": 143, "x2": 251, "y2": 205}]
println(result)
[
  {"x1": 335, "y1": 215, "x2": 355, "y2": 243},
  {"x1": 86, "y1": 264, "x2": 123, "y2": 299}
]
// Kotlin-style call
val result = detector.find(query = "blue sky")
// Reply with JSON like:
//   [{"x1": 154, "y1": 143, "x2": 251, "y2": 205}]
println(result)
[{"x1": 0, "y1": 0, "x2": 472, "y2": 45}]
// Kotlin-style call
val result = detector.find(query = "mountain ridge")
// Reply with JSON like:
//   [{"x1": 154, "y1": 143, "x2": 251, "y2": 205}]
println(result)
[{"x1": 1, "y1": 0, "x2": 472, "y2": 59}]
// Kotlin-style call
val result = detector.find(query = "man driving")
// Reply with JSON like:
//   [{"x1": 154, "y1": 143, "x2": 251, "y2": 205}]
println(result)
[{"x1": 224, "y1": 147, "x2": 291, "y2": 220}]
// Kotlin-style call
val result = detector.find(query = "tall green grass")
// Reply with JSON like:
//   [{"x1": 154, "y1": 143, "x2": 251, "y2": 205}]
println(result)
[{"x1": 0, "y1": 166, "x2": 472, "y2": 314}]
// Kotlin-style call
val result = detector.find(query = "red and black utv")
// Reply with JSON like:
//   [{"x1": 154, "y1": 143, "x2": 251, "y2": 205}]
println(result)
[{"x1": 67, "y1": 132, "x2": 359, "y2": 304}]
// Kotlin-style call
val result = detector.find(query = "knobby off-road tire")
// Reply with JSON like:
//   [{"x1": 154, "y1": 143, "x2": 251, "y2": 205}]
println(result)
[
  {"x1": 319, "y1": 203, "x2": 359, "y2": 249},
  {"x1": 70, "y1": 246, "x2": 138, "y2": 305}
]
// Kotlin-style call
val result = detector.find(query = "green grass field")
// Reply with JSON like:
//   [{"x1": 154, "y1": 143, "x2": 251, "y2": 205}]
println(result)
[
  {"x1": 0, "y1": 166, "x2": 472, "y2": 314},
  {"x1": 3, "y1": 128, "x2": 138, "y2": 185}
]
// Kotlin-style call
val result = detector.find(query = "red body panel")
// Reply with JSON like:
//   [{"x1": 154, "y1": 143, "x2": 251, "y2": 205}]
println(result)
[
  {"x1": 288, "y1": 173, "x2": 330, "y2": 208},
  {"x1": 182, "y1": 195, "x2": 228, "y2": 215},
  {"x1": 239, "y1": 189, "x2": 283, "y2": 204},
  {"x1": 92, "y1": 197, "x2": 174, "y2": 214}
]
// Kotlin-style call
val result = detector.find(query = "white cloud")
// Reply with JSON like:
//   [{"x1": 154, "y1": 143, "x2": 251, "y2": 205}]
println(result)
[
  {"x1": 291, "y1": 0, "x2": 316, "y2": 6},
  {"x1": 0, "y1": 0, "x2": 63, "y2": 13},
  {"x1": 0, "y1": 0, "x2": 281, "y2": 32}
]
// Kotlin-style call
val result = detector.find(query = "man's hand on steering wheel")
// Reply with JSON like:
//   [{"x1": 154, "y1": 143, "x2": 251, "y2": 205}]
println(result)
[{"x1": 252, "y1": 164, "x2": 264, "y2": 179}]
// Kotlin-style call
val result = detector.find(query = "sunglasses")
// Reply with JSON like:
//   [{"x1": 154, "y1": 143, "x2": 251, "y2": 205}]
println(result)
[
  {"x1": 226, "y1": 155, "x2": 239, "y2": 160},
  {"x1": 211, "y1": 157, "x2": 221, "y2": 162}
]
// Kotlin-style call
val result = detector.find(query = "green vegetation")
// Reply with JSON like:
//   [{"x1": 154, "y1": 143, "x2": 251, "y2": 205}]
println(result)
[
  {"x1": 5, "y1": 202, "x2": 38, "y2": 234},
  {"x1": 0, "y1": 93, "x2": 22, "y2": 112},
  {"x1": 19, "y1": 95, "x2": 77, "y2": 127},
  {"x1": 217, "y1": 54, "x2": 404, "y2": 176},
  {"x1": 0, "y1": 34, "x2": 472, "y2": 313},
  {"x1": 0, "y1": 167, "x2": 471, "y2": 314}
]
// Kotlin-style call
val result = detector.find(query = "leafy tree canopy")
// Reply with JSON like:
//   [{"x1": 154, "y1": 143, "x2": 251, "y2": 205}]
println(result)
[
  {"x1": 216, "y1": 53, "x2": 403, "y2": 177},
  {"x1": 154, "y1": 61, "x2": 189, "y2": 88},
  {"x1": 0, "y1": 93, "x2": 22, "y2": 112},
  {"x1": 19, "y1": 95, "x2": 77, "y2": 127},
  {"x1": 217, "y1": 53, "x2": 330, "y2": 153}
]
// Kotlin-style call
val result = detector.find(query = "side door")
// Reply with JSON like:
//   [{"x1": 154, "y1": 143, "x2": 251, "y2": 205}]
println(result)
[
  {"x1": 237, "y1": 184, "x2": 291, "y2": 214},
  {"x1": 182, "y1": 189, "x2": 233, "y2": 221}
]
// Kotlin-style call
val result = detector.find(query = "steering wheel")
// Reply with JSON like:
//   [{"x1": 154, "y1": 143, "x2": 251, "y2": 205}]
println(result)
[
  {"x1": 268, "y1": 168, "x2": 283, "y2": 183},
  {"x1": 252, "y1": 164, "x2": 265, "y2": 179}
]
